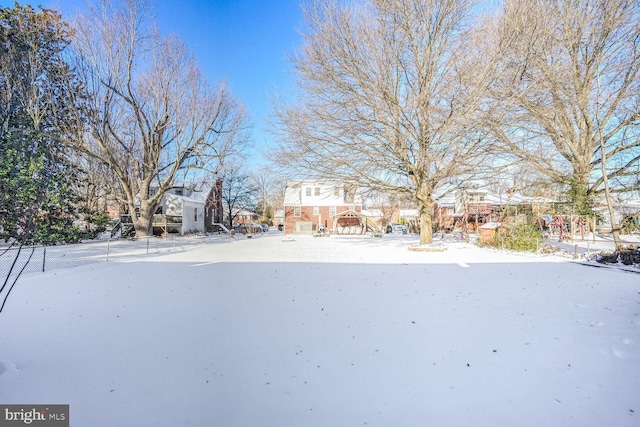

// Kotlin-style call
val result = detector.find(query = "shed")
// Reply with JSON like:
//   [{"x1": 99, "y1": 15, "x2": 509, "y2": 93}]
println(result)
[{"x1": 480, "y1": 222, "x2": 502, "y2": 244}]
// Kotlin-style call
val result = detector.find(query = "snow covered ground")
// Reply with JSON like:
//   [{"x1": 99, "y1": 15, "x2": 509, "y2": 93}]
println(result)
[{"x1": 1, "y1": 232, "x2": 639, "y2": 426}]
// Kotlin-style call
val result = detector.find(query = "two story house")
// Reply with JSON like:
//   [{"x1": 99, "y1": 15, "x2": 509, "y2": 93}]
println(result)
[{"x1": 283, "y1": 180, "x2": 363, "y2": 234}]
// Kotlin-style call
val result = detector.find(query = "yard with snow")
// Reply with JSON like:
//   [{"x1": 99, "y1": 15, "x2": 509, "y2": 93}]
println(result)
[{"x1": 1, "y1": 233, "x2": 639, "y2": 426}]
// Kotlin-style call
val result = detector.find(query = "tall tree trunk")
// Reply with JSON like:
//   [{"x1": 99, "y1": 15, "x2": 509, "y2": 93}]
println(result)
[
  {"x1": 599, "y1": 140, "x2": 623, "y2": 249},
  {"x1": 418, "y1": 200, "x2": 434, "y2": 245},
  {"x1": 415, "y1": 183, "x2": 434, "y2": 245},
  {"x1": 135, "y1": 200, "x2": 155, "y2": 237}
]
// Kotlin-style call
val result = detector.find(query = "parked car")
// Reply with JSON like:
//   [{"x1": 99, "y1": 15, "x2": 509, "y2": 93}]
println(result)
[{"x1": 386, "y1": 223, "x2": 408, "y2": 234}]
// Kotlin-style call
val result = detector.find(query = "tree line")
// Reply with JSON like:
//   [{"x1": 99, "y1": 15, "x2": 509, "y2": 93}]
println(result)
[
  {"x1": 270, "y1": 0, "x2": 640, "y2": 246},
  {"x1": 1, "y1": 0, "x2": 638, "y2": 248},
  {"x1": 1, "y1": 0, "x2": 250, "y2": 246}
]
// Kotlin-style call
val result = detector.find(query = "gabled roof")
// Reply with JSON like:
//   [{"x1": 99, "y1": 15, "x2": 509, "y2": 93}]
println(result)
[
  {"x1": 164, "y1": 192, "x2": 205, "y2": 206},
  {"x1": 334, "y1": 209, "x2": 365, "y2": 218}
]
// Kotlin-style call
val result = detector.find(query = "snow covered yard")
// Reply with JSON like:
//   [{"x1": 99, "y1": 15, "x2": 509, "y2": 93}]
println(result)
[{"x1": 1, "y1": 234, "x2": 639, "y2": 426}]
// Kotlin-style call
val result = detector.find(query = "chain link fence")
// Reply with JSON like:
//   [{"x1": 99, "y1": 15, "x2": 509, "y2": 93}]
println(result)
[{"x1": 0, "y1": 234, "x2": 231, "y2": 279}]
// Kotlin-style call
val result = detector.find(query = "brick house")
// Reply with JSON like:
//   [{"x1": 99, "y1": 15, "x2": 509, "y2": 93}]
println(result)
[
  {"x1": 233, "y1": 209, "x2": 260, "y2": 225},
  {"x1": 204, "y1": 178, "x2": 224, "y2": 231},
  {"x1": 283, "y1": 180, "x2": 363, "y2": 234}
]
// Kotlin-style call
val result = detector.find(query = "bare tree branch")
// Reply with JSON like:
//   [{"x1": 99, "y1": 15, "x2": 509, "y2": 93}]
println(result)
[
  {"x1": 270, "y1": 0, "x2": 501, "y2": 244},
  {"x1": 65, "y1": 0, "x2": 250, "y2": 236}
]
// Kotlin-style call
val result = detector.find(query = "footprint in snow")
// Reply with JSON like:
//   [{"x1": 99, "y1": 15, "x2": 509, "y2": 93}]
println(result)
[
  {"x1": 611, "y1": 348, "x2": 628, "y2": 359},
  {"x1": 0, "y1": 360, "x2": 18, "y2": 377}
]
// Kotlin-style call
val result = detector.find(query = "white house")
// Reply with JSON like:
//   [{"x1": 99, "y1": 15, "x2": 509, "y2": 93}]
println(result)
[{"x1": 158, "y1": 187, "x2": 206, "y2": 235}]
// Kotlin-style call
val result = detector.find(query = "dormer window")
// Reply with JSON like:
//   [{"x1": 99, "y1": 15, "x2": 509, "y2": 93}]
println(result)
[{"x1": 314, "y1": 187, "x2": 320, "y2": 196}]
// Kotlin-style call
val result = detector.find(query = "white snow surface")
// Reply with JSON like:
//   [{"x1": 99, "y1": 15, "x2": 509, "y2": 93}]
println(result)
[{"x1": 1, "y1": 233, "x2": 639, "y2": 426}]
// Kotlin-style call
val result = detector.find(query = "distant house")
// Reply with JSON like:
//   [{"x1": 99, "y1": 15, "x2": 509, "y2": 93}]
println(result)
[
  {"x1": 283, "y1": 180, "x2": 364, "y2": 234},
  {"x1": 233, "y1": 209, "x2": 260, "y2": 226},
  {"x1": 273, "y1": 209, "x2": 285, "y2": 227},
  {"x1": 434, "y1": 189, "x2": 556, "y2": 232},
  {"x1": 433, "y1": 194, "x2": 456, "y2": 232},
  {"x1": 111, "y1": 183, "x2": 219, "y2": 236},
  {"x1": 156, "y1": 187, "x2": 206, "y2": 235}
]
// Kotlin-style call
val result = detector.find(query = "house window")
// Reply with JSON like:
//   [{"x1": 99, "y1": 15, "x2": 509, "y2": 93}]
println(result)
[
  {"x1": 479, "y1": 196, "x2": 485, "y2": 202},
  {"x1": 314, "y1": 187, "x2": 320, "y2": 196},
  {"x1": 305, "y1": 187, "x2": 311, "y2": 196},
  {"x1": 294, "y1": 206, "x2": 301, "y2": 217},
  {"x1": 334, "y1": 187, "x2": 340, "y2": 196},
  {"x1": 329, "y1": 206, "x2": 336, "y2": 217},
  {"x1": 349, "y1": 205, "x2": 355, "y2": 211},
  {"x1": 313, "y1": 206, "x2": 319, "y2": 216}
]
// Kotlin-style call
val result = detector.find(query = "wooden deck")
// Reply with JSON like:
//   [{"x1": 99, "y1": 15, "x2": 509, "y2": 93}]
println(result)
[{"x1": 119, "y1": 214, "x2": 183, "y2": 236}]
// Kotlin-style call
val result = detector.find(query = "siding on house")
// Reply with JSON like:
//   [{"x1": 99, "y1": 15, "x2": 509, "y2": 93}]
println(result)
[
  {"x1": 283, "y1": 180, "x2": 362, "y2": 234},
  {"x1": 162, "y1": 191, "x2": 205, "y2": 234}
]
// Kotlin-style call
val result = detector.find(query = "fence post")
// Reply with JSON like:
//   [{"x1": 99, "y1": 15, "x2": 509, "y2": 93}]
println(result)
[
  {"x1": 574, "y1": 244, "x2": 579, "y2": 260},
  {"x1": 147, "y1": 236, "x2": 150, "y2": 254},
  {"x1": 42, "y1": 246, "x2": 46, "y2": 272},
  {"x1": 107, "y1": 239, "x2": 110, "y2": 262}
]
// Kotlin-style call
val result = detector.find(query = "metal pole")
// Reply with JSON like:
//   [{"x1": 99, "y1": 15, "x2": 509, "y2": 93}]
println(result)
[
  {"x1": 107, "y1": 239, "x2": 110, "y2": 261},
  {"x1": 42, "y1": 246, "x2": 46, "y2": 272}
]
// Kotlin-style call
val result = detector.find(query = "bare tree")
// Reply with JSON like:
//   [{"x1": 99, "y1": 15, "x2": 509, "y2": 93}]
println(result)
[
  {"x1": 72, "y1": 154, "x2": 123, "y2": 230},
  {"x1": 220, "y1": 167, "x2": 258, "y2": 229},
  {"x1": 270, "y1": 0, "x2": 503, "y2": 244},
  {"x1": 252, "y1": 168, "x2": 288, "y2": 225},
  {"x1": 488, "y1": 0, "x2": 640, "y2": 228},
  {"x1": 67, "y1": 0, "x2": 249, "y2": 236},
  {"x1": 252, "y1": 169, "x2": 273, "y2": 224}
]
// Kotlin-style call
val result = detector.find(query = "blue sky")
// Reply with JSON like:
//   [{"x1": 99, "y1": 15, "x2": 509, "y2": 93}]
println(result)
[{"x1": 2, "y1": 0, "x2": 305, "y2": 169}]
